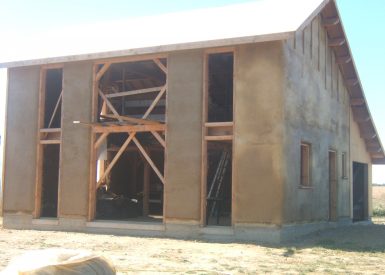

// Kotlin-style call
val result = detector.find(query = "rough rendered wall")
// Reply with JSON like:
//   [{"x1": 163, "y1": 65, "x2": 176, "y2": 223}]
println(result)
[
  {"x1": 59, "y1": 62, "x2": 93, "y2": 218},
  {"x1": 350, "y1": 110, "x2": 372, "y2": 215},
  {"x1": 165, "y1": 50, "x2": 203, "y2": 222},
  {"x1": 3, "y1": 67, "x2": 40, "y2": 213},
  {"x1": 283, "y1": 15, "x2": 351, "y2": 223},
  {"x1": 233, "y1": 42, "x2": 285, "y2": 225}
]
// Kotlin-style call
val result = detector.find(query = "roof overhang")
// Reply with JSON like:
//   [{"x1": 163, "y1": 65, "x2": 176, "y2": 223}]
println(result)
[
  {"x1": 320, "y1": 0, "x2": 385, "y2": 164},
  {"x1": 0, "y1": 0, "x2": 328, "y2": 68}
]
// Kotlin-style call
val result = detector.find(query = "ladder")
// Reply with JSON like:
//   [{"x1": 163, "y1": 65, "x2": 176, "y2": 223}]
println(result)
[{"x1": 207, "y1": 149, "x2": 231, "y2": 220}]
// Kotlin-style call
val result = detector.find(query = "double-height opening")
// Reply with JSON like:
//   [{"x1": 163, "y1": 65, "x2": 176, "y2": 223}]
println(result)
[
  {"x1": 35, "y1": 67, "x2": 63, "y2": 218},
  {"x1": 89, "y1": 57, "x2": 167, "y2": 223},
  {"x1": 202, "y1": 50, "x2": 234, "y2": 226}
]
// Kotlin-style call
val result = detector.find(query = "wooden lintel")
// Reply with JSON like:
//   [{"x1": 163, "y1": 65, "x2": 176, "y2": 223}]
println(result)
[
  {"x1": 346, "y1": 78, "x2": 359, "y2": 86},
  {"x1": 100, "y1": 114, "x2": 161, "y2": 125},
  {"x1": 328, "y1": 37, "x2": 346, "y2": 47},
  {"x1": 322, "y1": 16, "x2": 340, "y2": 27},
  {"x1": 336, "y1": 55, "x2": 352, "y2": 64},
  {"x1": 350, "y1": 98, "x2": 365, "y2": 106},
  {"x1": 40, "y1": 139, "x2": 61, "y2": 145},
  {"x1": 205, "y1": 122, "x2": 233, "y2": 127},
  {"x1": 95, "y1": 63, "x2": 111, "y2": 82},
  {"x1": 40, "y1": 128, "x2": 61, "y2": 133},
  {"x1": 153, "y1": 59, "x2": 168, "y2": 74},
  {"x1": 205, "y1": 135, "x2": 233, "y2": 141},
  {"x1": 105, "y1": 86, "x2": 164, "y2": 98},
  {"x1": 93, "y1": 124, "x2": 166, "y2": 133}
]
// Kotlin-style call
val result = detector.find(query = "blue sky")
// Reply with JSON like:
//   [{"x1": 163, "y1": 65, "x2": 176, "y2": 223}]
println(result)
[{"x1": 0, "y1": 0, "x2": 384, "y2": 182}]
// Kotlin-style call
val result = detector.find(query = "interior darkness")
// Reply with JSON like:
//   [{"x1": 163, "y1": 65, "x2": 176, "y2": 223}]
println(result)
[
  {"x1": 208, "y1": 53, "x2": 233, "y2": 122},
  {"x1": 96, "y1": 132, "x2": 164, "y2": 221},
  {"x1": 41, "y1": 144, "x2": 60, "y2": 217},
  {"x1": 206, "y1": 142, "x2": 232, "y2": 226},
  {"x1": 353, "y1": 162, "x2": 368, "y2": 221},
  {"x1": 44, "y1": 69, "x2": 63, "y2": 128},
  {"x1": 98, "y1": 59, "x2": 167, "y2": 122}
]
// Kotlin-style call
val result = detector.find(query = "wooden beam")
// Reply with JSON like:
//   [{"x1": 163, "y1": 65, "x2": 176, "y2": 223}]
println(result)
[
  {"x1": 354, "y1": 116, "x2": 370, "y2": 123},
  {"x1": 40, "y1": 128, "x2": 61, "y2": 133},
  {"x1": 205, "y1": 135, "x2": 233, "y2": 141},
  {"x1": 336, "y1": 55, "x2": 352, "y2": 64},
  {"x1": 105, "y1": 86, "x2": 164, "y2": 98},
  {"x1": 40, "y1": 139, "x2": 61, "y2": 144},
  {"x1": 94, "y1": 132, "x2": 109, "y2": 149},
  {"x1": 153, "y1": 59, "x2": 168, "y2": 74},
  {"x1": 151, "y1": 131, "x2": 166, "y2": 147},
  {"x1": 133, "y1": 137, "x2": 165, "y2": 184},
  {"x1": 97, "y1": 132, "x2": 136, "y2": 188},
  {"x1": 100, "y1": 114, "x2": 161, "y2": 125},
  {"x1": 328, "y1": 37, "x2": 346, "y2": 47},
  {"x1": 350, "y1": 98, "x2": 365, "y2": 106},
  {"x1": 95, "y1": 63, "x2": 111, "y2": 82},
  {"x1": 346, "y1": 78, "x2": 359, "y2": 86},
  {"x1": 142, "y1": 85, "x2": 167, "y2": 119},
  {"x1": 143, "y1": 162, "x2": 151, "y2": 216},
  {"x1": 371, "y1": 153, "x2": 385, "y2": 158},
  {"x1": 47, "y1": 90, "x2": 63, "y2": 129},
  {"x1": 361, "y1": 132, "x2": 377, "y2": 140},
  {"x1": 205, "y1": 122, "x2": 233, "y2": 127},
  {"x1": 322, "y1": 16, "x2": 340, "y2": 27},
  {"x1": 93, "y1": 124, "x2": 166, "y2": 133},
  {"x1": 366, "y1": 141, "x2": 380, "y2": 147},
  {"x1": 98, "y1": 89, "x2": 123, "y2": 123}
]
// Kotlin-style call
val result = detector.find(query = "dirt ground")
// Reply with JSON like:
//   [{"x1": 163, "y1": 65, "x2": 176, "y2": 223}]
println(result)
[{"x1": 0, "y1": 218, "x2": 385, "y2": 274}]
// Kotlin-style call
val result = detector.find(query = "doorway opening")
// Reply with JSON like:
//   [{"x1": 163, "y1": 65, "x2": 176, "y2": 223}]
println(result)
[{"x1": 353, "y1": 161, "x2": 368, "y2": 221}]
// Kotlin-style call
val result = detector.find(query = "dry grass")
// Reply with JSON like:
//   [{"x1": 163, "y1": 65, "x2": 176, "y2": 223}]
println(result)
[
  {"x1": 0, "y1": 219, "x2": 385, "y2": 274},
  {"x1": 373, "y1": 185, "x2": 385, "y2": 216}
]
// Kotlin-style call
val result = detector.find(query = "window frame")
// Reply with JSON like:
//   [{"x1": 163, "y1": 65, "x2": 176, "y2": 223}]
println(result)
[{"x1": 300, "y1": 142, "x2": 312, "y2": 188}]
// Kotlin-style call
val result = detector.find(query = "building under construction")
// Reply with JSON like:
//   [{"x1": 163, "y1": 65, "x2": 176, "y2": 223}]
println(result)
[{"x1": 1, "y1": 0, "x2": 384, "y2": 243}]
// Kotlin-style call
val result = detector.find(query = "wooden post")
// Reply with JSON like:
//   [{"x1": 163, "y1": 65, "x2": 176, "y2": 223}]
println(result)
[{"x1": 143, "y1": 161, "x2": 151, "y2": 216}]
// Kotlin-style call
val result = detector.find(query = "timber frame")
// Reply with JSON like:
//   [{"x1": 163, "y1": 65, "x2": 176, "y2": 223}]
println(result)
[
  {"x1": 87, "y1": 54, "x2": 168, "y2": 221},
  {"x1": 201, "y1": 47, "x2": 235, "y2": 226},
  {"x1": 34, "y1": 64, "x2": 63, "y2": 218}
]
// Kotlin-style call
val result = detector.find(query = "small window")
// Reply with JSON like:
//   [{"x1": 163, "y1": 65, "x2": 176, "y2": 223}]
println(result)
[
  {"x1": 342, "y1": 152, "x2": 347, "y2": 178},
  {"x1": 300, "y1": 143, "x2": 311, "y2": 187}
]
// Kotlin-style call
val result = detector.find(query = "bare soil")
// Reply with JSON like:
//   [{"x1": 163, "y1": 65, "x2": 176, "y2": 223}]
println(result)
[{"x1": 1, "y1": 218, "x2": 385, "y2": 274}]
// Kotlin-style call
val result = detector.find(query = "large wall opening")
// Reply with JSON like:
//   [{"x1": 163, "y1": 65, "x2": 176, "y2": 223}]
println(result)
[
  {"x1": 353, "y1": 161, "x2": 368, "y2": 221},
  {"x1": 41, "y1": 144, "x2": 60, "y2": 217},
  {"x1": 203, "y1": 51, "x2": 234, "y2": 226},
  {"x1": 92, "y1": 58, "x2": 167, "y2": 222},
  {"x1": 37, "y1": 68, "x2": 63, "y2": 218},
  {"x1": 206, "y1": 142, "x2": 232, "y2": 226}
]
